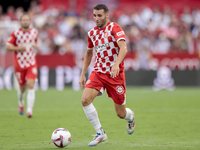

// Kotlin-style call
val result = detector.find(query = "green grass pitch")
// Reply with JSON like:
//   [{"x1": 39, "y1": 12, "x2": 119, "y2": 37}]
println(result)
[{"x1": 0, "y1": 87, "x2": 200, "y2": 150}]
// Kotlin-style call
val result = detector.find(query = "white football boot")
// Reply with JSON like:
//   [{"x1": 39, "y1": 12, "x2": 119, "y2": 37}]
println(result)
[
  {"x1": 127, "y1": 111, "x2": 135, "y2": 134},
  {"x1": 88, "y1": 132, "x2": 107, "y2": 146},
  {"x1": 27, "y1": 111, "x2": 33, "y2": 118}
]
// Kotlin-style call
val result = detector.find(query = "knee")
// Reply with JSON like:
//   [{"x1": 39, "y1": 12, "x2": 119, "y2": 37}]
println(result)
[
  {"x1": 27, "y1": 83, "x2": 34, "y2": 89},
  {"x1": 116, "y1": 112, "x2": 126, "y2": 119},
  {"x1": 81, "y1": 97, "x2": 91, "y2": 107},
  {"x1": 21, "y1": 89, "x2": 25, "y2": 93},
  {"x1": 20, "y1": 86, "x2": 26, "y2": 93}
]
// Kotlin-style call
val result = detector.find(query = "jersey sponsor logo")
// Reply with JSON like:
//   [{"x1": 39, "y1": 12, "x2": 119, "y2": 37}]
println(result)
[
  {"x1": 94, "y1": 43, "x2": 110, "y2": 52},
  {"x1": 116, "y1": 31, "x2": 125, "y2": 37},
  {"x1": 116, "y1": 85, "x2": 124, "y2": 95}
]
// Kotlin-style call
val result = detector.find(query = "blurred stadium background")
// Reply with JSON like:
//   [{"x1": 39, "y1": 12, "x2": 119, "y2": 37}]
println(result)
[
  {"x1": 1, "y1": 1, "x2": 200, "y2": 149},
  {"x1": 0, "y1": 0, "x2": 200, "y2": 91}
]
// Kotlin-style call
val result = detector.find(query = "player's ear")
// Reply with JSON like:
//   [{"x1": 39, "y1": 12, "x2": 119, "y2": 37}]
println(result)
[{"x1": 106, "y1": 12, "x2": 109, "y2": 19}]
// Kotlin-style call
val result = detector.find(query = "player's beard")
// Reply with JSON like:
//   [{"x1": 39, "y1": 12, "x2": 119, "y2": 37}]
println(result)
[
  {"x1": 97, "y1": 16, "x2": 107, "y2": 28},
  {"x1": 22, "y1": 24, "x2": 30, "y2": 30}
]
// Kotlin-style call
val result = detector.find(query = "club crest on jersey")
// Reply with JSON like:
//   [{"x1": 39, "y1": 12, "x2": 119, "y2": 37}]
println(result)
[
  {"x1": 104, "y1": 32, "x2": 109, "y2": 38},
  {"x1": 94, "y1": 43, "x2": 110, "y2": 52},
  {"x1": 116, "y1": 31, "x2": 125, "y2": 37},
  {"x1": 116, "y1": 85, "x2": 124, "y2": 95}
]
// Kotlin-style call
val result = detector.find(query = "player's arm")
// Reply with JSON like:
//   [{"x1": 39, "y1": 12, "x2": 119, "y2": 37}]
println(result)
[
  {"x1": 79, "y1": 49, "x2": 93, "y2": 89},
  {"x1": 6, "y1": 32, "x2": 25, "y2": 52},
  {"x1": 33, "y1": 31, "x2": 39, "y2": 51},
  {"x1": 33, "y1": 42, "x2": 39, "y2": 51},
  {"x1": 81, "y1": 49, "x2": 93, "y2": 76},
  {"x1": 5, "y1": 45, "x2": 26, "y2": 52},
  {"x1": 111, "y1": 40, "x2": 127, "y2": 78},
  {"x1": 116, "y1": 40, "x2": 128, "y2": 65},
  {"x1": 79, "y1": 33, "x2": 94, "y2": 89}
]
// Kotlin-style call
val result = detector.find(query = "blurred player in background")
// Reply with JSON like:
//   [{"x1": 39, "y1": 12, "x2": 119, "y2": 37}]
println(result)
[
  {"x1": 6, "y1": 13, "x2": 39, "y2": 118},
  {"x1": 79, "y1": 4, "x2": 135, "y2": 146}
]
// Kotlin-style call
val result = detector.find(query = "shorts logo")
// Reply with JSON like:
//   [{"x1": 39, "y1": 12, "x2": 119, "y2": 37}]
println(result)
[
  {"x1": 86, "y1": 79, "x2": 91, "y2": 85},
  {"x1": 32, "y1": 67, "x2": 37, "y2": 74},
  {"x1": 116, "y1": 85, "x2": 124, "y2": 95},
  {"x1": 116, "y1": 31, "x2": 124, "y2": 37},
  {"x1": 104, "y1": 32, "x2": 108, "y2": 38}
]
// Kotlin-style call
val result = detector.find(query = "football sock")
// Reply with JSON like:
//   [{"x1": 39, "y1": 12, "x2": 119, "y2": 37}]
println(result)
[
  {"x1": 83, "y1": 103, "x2": 104, "y2": 134},
  {"x1": 27, "y1": 89, "x2": 35, "y2": 113},
  {"x1": 124, "y1": 108, "x2": 134, "y2": 122},
  {"x1": 18, "y1": 89, "x2": 25, "y2": 106}
]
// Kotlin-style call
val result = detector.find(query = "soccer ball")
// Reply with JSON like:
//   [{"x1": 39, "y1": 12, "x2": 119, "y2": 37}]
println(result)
[{"x1": 51, "y1": 128, "x2": 71, "y2": 148}]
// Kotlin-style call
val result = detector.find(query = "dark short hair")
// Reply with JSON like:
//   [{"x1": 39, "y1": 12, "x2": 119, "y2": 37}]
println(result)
[
  {"x1": 20, "y1": 13, "x2": 30, "y2": 21},
  {"x1": 94, "y1": 4, "x2": 109, "y2": 13}
]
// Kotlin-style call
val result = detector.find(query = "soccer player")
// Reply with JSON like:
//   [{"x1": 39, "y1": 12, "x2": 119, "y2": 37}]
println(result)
[
  {"x1": 5, "y1": 13, "x2": 39, "y2": 118},
  {"x1": 79, "y1": 4, "x2": 135, "y2": 146}
]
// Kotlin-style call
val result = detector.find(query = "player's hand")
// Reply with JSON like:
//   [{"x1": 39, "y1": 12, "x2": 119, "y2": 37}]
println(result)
[
  {"x1": 18, "y1": 46, "x2": 26, "y2": 51},
  {"x1": 79, "y1": 75, "x2": 86, "y2": 89},
  {"x1": 33, "y1": 44, "x2": 39, "y2": 51},
  {"x1": 111, "y1": 63, "x2": 119, "y2": 78}
]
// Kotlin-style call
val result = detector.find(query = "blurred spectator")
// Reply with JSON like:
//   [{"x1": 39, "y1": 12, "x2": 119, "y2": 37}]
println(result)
[
  {"x1": 192, "y1": 7, "x2": 200, "y2": 26},
  {"x1": 32, "y1": 4, "x2": 46, "y2": 28},
  {"x1": 131, "y1": 7, "x2": 145, "y2": 29},
  {"x1": 157, "y1": 33, "x2": 171, "y2": 54},
  {"x1": 5, "y1": 6, "x2": 17, "y2": 20},
  {"x1": 65, "y1": 0, "x2": 79, "y2": 17},
  {"x1": 15, "y1": 7, "x2": 24, "y2": 20},
  {"x1": 158, "y1": 6, "x2": 171, "y2": 30},
  {"x1": 140, "y1": 6, "x2": 153, "y2": 24},
  {"x1": 57, "y1": 14, "x2": 73, "y2": 37},
  {"x1": 195, "y1": 32, "x2": 200, "y2": 53},
  {"x1": 181, "y1": 6, "x2": 193, "y2": 24},
  {"x1": 43, "y1": 5, "x2": 59, "y2": 17},
  {"x1": 162, "y1": 22, "x2": 179, "y2": 39},
  {"x1": 0, "y1": 5, "x2": 3, "y2": 17},
  {"x1": 29, "y1": 0, "x2": 42, "y2": 14},
  {"x1": 118, "y1": 8, "x2": 131, "y2": 27}
]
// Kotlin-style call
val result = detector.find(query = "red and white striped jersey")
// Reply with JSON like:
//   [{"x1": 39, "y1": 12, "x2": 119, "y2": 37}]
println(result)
[
  {"x1": 6, "y1": 28, "x2": 38, "y2": 69},
  {"x1": 87, "y1": 22, "x2": 126, "y2": 74}
]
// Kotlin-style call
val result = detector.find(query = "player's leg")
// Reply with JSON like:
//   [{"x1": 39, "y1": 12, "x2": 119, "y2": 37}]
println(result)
[
  {"x1": 26, "y1": 79, "x2": 36, "y2": 118},
  {"x1": 114, "y1": 103, "x2": 135, "y2": 134},
  {"x1": 17, "y1": 85, "x2": 26, "y2": 115},
  {"x1": 105, "y1": 72, "x2": 135, "y2": 134},
  {"x1": 82, "y1": 87, "x2": 107, "y2": 146},
  {"x1": 15, "y1": 71, "x2": 26, "y2": 115},
  {"x1": 26, "y1": 65, "x2": 37, "y2": 118},
  {"x1": 82, "y1": 71, "x2": 107, "y2": 146},
  {"x1": 82, "y1": 87, "x2": 102, "y2": 133}
]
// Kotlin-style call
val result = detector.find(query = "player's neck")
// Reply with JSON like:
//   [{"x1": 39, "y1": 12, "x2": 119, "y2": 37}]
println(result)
[{"x1": 21, "y1": 27, "x2": 29, "y2": 32}]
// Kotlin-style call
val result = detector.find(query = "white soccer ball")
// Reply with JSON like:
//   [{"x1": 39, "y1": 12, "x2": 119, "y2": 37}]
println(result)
[{"x1": 51, "y1": 128, "x2": 71, "y2": 148}]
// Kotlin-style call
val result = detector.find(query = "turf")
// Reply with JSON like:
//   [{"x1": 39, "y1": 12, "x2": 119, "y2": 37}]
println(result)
[{"x1": 0, "y1": 87, "x2": 200, "y2": 150}]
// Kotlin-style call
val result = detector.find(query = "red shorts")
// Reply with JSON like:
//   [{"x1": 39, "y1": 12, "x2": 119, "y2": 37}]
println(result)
[
  {"x1": 85, "y1": 71, "x2": 126, "y2": 105},
  {"x1": 15, "y1": 64, "x2": 37, "y2": 86}
]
